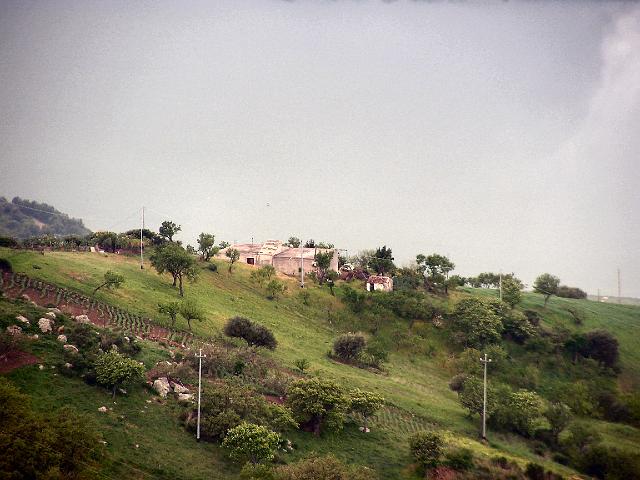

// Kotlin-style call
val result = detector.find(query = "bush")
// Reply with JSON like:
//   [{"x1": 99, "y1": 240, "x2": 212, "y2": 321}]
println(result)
[
  {"x1": 501, "y1": 310, "x2": 537, "y2": 344},
  {"x1": 579, "y1": 444, "x2": 640, "y2": 480},
  {"x1": 275, "y1": 455, "x2": 377, "y2": 480},
  {"x1": 524, "y1": 463, "x2": 544, "y2": 480},
  {"x1": 408, "y1": 430, "x2": 444, "y2": 469},
  {"x1": 224, "y1": 317, "x2": 277, "y2": 349},
  {"x1": 94, "y1": 349, "x2": 145, "y2": 398},
  {"x1": 581, "y1": 330, "x2": 619, "y2": 368},
  {"x1": 222, "y1": 422, "x2": 281, "y2": 464},
  {"x1": 444, "y1": 447, "x2": 474, "y2": 471},
  {"x1": 333, "y1": 333, "x2": 366, "y2": 361},
  {"x1": 450, "y1": 298, "x2": 503, "y2": 349},
  {"x1": 524, "y1": 310, "x2": 541, "y2": 326},
  {"x1": 557, "y1": 285, "x2": 587, "y2": 299},
  {"x1": 0, "y1": 257, "x2": 13, "y2": 272},
  {"x1": 286, "y1": 378, "x2": 350, "y2": 436}
]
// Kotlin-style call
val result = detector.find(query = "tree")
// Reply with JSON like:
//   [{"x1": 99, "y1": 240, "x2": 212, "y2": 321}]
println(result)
[
  {"x1": 286, "y1": 378, "x2": 351, "y2": 436},
  {"x1": 179, "y1": 299, "x2": 205, "y2": 330},
  {"x1": 222, "y1": 422, "x2": 281, "y2": 465},
  {"x1": 368, "y1": 246, "x2": 395, "y2": 275},
  {"x1": 314, "y1": 250, "x2": 334, "y2": 284},
  {"x1": 250, "y1": 265, "x2": 276, "y2": 285},
  {"x1": 197, "y1": 233, "x2": 219, "y2": 261},
  {"x1": 564, "y1": 332, "x2": 587, "y2": 363},
  {"x1": 265, "y1": 279, "x2": 286, "y2": 300},
  {"x1": 544, "y1": 402, "x2": 572, "y2": 446},
  {"x1": 501, "y1": 310, "x2": 537, "y2": 344},
  {"x1": 159, "y1": 220, "x2": 181, "y2": 242},
  {"x1": 94, "y1": 349, "x2": 145, "y2": 398},
  {"x1": 150, "y1": 243, "x2": 198, "y2": 296},
  {"x1": 350, "y1": 388, "x2": 384, "y2": 432},
  {"x1": 582, "y1": 330, "x2": 619, "y2": 368},
  {"x1": 416, "y1": 253, "x2": 455, "y2": 293},
  {"x1": 333, "y1": 333, "x2": 366, "y2": 361},
  {"x1": 557, "y1": 285, "x2": 588, "y2": 299},
  {"x1": 303, "y1": 239, "x2": 315, "y2": 248},
  {"x1": 287, "y1": 237, "x2": 301, "y2": 248},
  {"x1": 224, "y1": 317, "x2": 277, "y2": 349},
  {"x1": 158, "y1": 301, "x2": 180, "y2": 328},
  {"x1": 409, "y1": 431, "x2": 444, "y2": 470},
  {"x1": 218, "y1": 240, "x2": 230, "y2": 249},
  {"x1": 533, "y1": 273, "x2": 560, "y2": 307},
  {"x1": 451, "y1": 298, "x2": 503, "y2": 348},
  {"x1": 92, "y1": 270, "x2": 125, "y2": 295},
  {"x1": 226, "y1": 248, "x2": 240, "y2": 273},
  {"x1": 501, "y1": 277, "x2": 522, "y2": 308},
  {"x1": 496, "y1": 390, "x2": 544, "y2": 436}
]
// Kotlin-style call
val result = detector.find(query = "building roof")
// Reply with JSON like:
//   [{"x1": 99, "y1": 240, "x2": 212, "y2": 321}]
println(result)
[
  {"x1": 274, "y1": 247, "x2": 334, "y2": 260},
  {"x1": 367, "y1": 275, "x2": 392, "y2": 284},
  {"x1": 258, "y1": 240, "x2": 283, "y2": 256},
  {"x1": 225, "y1": 243, "x2": 261, "y2": 255}
]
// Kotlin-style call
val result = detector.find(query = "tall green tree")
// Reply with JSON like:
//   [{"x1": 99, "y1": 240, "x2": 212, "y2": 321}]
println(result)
[
  {"x1": 92, "y1": 270, "x2": 125, "y2": 295},
  {"x1": 368, "y1": 246, "x2": 395, "y2": 275},
  {"x1": 222, "y1": 422, "x2": 281, "y2": 465},
  {"x1": 158, "y1": 301, "x2": 180, "y2": 328},
  {"x1": 159, "y1": 220, "x2": 181, "y2": 242},
  {"x1": 314, "y1": 250, "x2": 334, "y2": 284},
  {"x1": 286, "y1": 378, "x2": 351, "y2": 436},
  {"x1": 287, "y1": 237, "x2": 301, "y2": 248},
  {"x1": 197, "y1": 233, "x2": 219, "y2": 261},
  {"x1": 150, "y1": 243, "x2": 198, "y2": 296},
  {"x1": 416, "y1": 253, "x2": 455, "y2": 293},
  {"x1": 451, "y1": 298, "x2": 503, "y2": 348},
  {"x1": 179, "y1": 299, "x2": 205, "y2": 330},
  {"x1": 226, "y1": 248, "x2": 240, "y2": 273},
  {"x1": 94, "y1": 350, "x2": 145, "y2": 398},
  {"x1": 501, "y1": 277, "x2": 522, "y2": 308},
  {"x1": 350, "y1": 389, "x2": 384, "y2": 432},
  {"x1": 533, "y1": 273, "x2": 560, "y2": 307}
]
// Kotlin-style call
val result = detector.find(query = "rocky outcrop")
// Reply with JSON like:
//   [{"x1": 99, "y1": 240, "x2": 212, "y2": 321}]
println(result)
[
  {"x1": 74, "y1": 315, "x2": 91, "y2": 324},
  {"x1": 6, "y1": 325, "x2": 22, "y2": 336},
  {"x1": 57, "y1": 334, "x2": 67, "y2": 343},
  {"x1": 45, "y1": 311, "x2": 56, "y2": 320},
  {"x1": 38, "y1": 318, "x2": 53, "y2": 334},
  {"x1": 171, "y1": 382, "x2": 189, "y2": 394},
  {"x1": 15, "y1": 315, "x2": 29, "y2": 325},
  {"x1": 153, "y1": 377, "x2": 171, "y2": 398},
  {"x1": 177, "y1": 393, "x2": 194, "y2": 403},
  {"x1": 63, "y1": 344, "x2": 79, "y2": 353}
]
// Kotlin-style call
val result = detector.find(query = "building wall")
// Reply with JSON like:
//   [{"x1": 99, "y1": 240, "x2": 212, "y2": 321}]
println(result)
[{"x1": 272, "y1": 256, "x2": 315, "y2": 276}]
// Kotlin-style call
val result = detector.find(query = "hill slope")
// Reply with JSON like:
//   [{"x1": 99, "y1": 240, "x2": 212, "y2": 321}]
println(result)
[
  {"x1": 0, "y1": 196, "x2": 91, "y2": 239},
  {"x1": 2, "y1": 248, "x2": 640, "y2": 479}
]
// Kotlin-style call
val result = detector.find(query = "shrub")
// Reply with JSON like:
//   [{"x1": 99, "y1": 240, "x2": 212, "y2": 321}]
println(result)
[
  {"x1": 501, "y1": 310, "x2": 537, "y2": 343},
  {"x1": 444, "y1": 447, "x2": 474, "y2": 471},
  {"x1": 265, "y1": 279, "x2": 286, "y2": 300},
  {"x1": 275, "y1": 455, "x2": 377, "y2": 480},
  {"x1": 581, "y1": 330, "x2": 619, "y2": 368},
  {"x1": 222, "y1": 422, "x2": 281, "y2": 464},
  {"x1": 524, "y1": 463, "x2": 544, "y2": 480},
  {"x1": 557, "y1": 285, "x2": 587, "y2": 299},
  {"x1": 544, "y1": 402, "x2": 572, "y2": 445},
  {"x1": 224, "y1": 317, "x2": 277, "y2": 349},
  {"x1": 294, "y1": 358, "x2": 309, "y2": 373},
  {"x1": 450, "y1": 298, "x2": 503, "y2": 349},
  {"x1": 448, "y1": 374, "x2": 467, "y2": 392},
  {"x1": 286, "y1": 378, "x2": 350, "y2": 436},
  {"x1": 492, "y1": 389, "x2": 544, "y2": 437},
  {"x1": 94, "y1": 349, "x2": 145, "y2": 398},
  {"x1": 0, "y1": 257, "x2": 13, "y2": 272},
  {"x1": 333, "y1": 333, "x2": 366, "y2": 361},
  {"x1": 349, "y1": 388, "x2": 384, "y2": 432},
  {"x1": 579, "y1": 444, "x2": 640, "y2": 480},
  {"x1": 408, "y1": 430, "x2": 444, "y2": 469},
  {"x1": 524, "y1": 310, "x2": 541, "y2": 326}
]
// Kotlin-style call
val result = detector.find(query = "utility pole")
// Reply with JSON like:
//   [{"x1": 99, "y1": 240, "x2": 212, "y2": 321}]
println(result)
[
  {"x1": 140, "y1": 206, "x2": 144, "y2": 269},
  {"x1": 597, "y1": 289, "x2": 601, "y2": 303},
  {"x1": 480, "y1": 353, "x2": 492, "y2": 440},
  {"x1": 617, "y1": 268, "x2": 621, "y2": 304},
  {"x1": 499, "y1": 271, "x2": 502, "y2": 302},
  {"x1": 300, "y1": 240, "x2": 305, "y2": 288},
  {"x1": 196, "y1": 348, "x2": 206, "y2": 441}
]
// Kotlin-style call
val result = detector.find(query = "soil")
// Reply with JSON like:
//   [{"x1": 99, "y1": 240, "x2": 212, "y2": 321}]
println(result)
[{"x1": 0, "y1": 349, "x2": 39, "y2": 374}]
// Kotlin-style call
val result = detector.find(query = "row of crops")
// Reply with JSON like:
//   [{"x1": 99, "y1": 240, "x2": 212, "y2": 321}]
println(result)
[{"x1": 1, "y1": 271, "x2": 194, "y2": 346}]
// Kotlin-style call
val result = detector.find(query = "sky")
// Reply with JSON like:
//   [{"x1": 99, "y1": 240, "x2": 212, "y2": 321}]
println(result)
[{"x1": 1, "y1": 0, "x2": 639, "y2": 297}]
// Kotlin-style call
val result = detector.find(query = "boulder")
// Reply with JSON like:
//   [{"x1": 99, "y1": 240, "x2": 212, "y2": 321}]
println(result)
[
  {"x1": 57, "y1": 326, "x2": 65, "y2": 333},
  {"x1": 45, "y1": 311, "x2": 56, "y2": 320},
  {"x1": 98, "y1": 406, "x2": 108, "y2": 413},
  {"x1": 57, "y1": 334, "x2": 67, "y2": 343},
  {"x1": 63, "y1": 344, "x2": 79, "y2": 353},
  {"x1": 20, "y1": 294, "x2": 31, "y2": 301},
  {"x1": 38, "y1": 364, "x2": 45, "y2": 370},
  {"x1": 153, "y1": 377, "x2": 171, "y2": 398},
  {"x1": 171, "y1": 382, "x2": 189, "y2": 394},
  {"x1": 30, "y1": 334, "x2": 39, "y2": 340},
  {"x1": 48, "y1": 308, "x2": 62, "y2": 315},
  {"x1": 6, "y1": 325, "x2": 22, "y2": 336},
  {"x1": 177, "y1": 393, "x2": 194, "y2": 403},
  {"x1": 38, "y1": 318, "x2": 53, "y2": 334},
  {"x1": 15, "y1": 315, "x2": 29, "y2": 325},
  {"x1": 74, "y1": 314, "x2": 91, "y2": 324},
  {"x1": 64, "y1": 363, "x2": 73, "y2": 369}
]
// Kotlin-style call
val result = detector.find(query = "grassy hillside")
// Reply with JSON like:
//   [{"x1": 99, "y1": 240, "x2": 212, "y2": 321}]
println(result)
[{"x1": 2, "y1": 248, "x2": 640, "y2": 479}]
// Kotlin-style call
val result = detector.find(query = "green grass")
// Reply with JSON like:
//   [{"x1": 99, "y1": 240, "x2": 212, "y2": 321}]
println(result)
[{"x1": 2, "y1": 248, "x2": 640, "y2": 478}]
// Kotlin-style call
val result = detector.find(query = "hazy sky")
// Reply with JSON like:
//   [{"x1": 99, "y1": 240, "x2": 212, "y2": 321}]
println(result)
[{"x1": 1, "y1": 1, "x2": 639, "y2": 297}]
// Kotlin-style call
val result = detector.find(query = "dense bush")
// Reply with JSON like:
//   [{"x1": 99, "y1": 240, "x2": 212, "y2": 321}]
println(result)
[
  {"x1": 581, "y1": 330, "x2": 619, "y2": 368},
  {"x1": 444, "y1": 447, "x2": 474, "y2": 471},
  {"x1": 408, "y1": 430, "x2": 444, "y2": 469},
  {"x1": 333, "y1": 333, "x2": 366, "y2": 361},
  {"x1": 224, "y1": 317, "x2": 277, "y2": 349},
  {"x1": 94, "y1": 349, "x2": 145, "y2": 398},
  {"x1": 222, "y1": 422, "x2": 281, "y2": 464},
  {"x1": 286, "y1": 378, "x2": 350, "y2": 436},
  {"x1": 578, "y1": 444, "x2": 640, "y2": 480},
  {"x1": 450, "y1": 298, "x2": 503, "y2": 349},
  {"x1": 275, "y1": 455, "x2": 377, "y2": 480},
  {"x1": 557, "y1": 285, "x2": 587, "y2": 299},
  {"x1": 501, "y1": 310, "x2": 537, "y2": 343},
  {"x1": 0, "y1": 378, "x2": 101, "y2": 479}
]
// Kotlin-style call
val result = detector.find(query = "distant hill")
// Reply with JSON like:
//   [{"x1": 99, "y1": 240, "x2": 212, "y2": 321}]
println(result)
[{"x1": 0, "y1": 196, "x2": 91, "y2": 239}]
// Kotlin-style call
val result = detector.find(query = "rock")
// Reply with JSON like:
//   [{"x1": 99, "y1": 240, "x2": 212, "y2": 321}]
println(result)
[
  {"x1": 57, "y1": 334, "x2": 67, "y2": 343},
  {"x1": 63, "y1": 344, "x2": 79, "y2": 353},
  {"x1": 171, "y1": 382, "x2": 189, "y2": 394},
  {"x1": 15, "y1": 315, "x2": 29, "y2": 325},
  {"x1": 48, "y1": 308, "x2": 62, "y2": 315},
  {"x1": 123, "y1": 336, "x2": 130, "y2": 343},
  {"x1": 30, "y1": 334, "x2": 39, "y2": 340},
  {"x1": 64, "y1": 363, "x2": 73, "y2": 368},
  {"x1": 38, "y1": 318, "x2": 53, "y2": 334},
  {"x1": 29, "y1": 301, "x2": 38, "y2": 307},
  {"x1": 6, "y1": 325, "x2": 22, "y2": 336},
  {"x1": 21, "y1": 294, "x2": 31, "y2": 301},
  {"x1": 177, "y1": 393, "x2": 194, "y2": 403},
  {"x1": 74, "y1": 314, "x2": 91, "y2": 324},
  {"x1": 38, "y1": 364, "x2": 45, "y2": 370},
  {"x1": 45, "y1": 311, "x2": 56, "y2": 320},
  {"x1": 98, "y1": 406, "x2": 108, "y2": 413},
  {"x1": 153, "y1": 377, "x2": 171, "y2": 398},
  {"x1": 57, "y1": 326, "x2": 65, "y2": 333},
  {"x1": 119, "y1": 388, "x2": 127, "y2": 395}
]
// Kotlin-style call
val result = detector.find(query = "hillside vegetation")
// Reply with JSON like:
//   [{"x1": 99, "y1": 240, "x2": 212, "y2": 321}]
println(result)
[{"x1": 1, "y1": 248, "x2": 640, "y2": 479}]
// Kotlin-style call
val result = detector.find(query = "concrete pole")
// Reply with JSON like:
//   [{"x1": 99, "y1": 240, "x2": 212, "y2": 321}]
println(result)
[
  {"x1": 196, "y1": 348, "x2": 205, "y2": 441},
  {"x1": 300, "y1": 242, "x2": 305, "y2": 288},
  {"x1": 140, "y1": 206, "x2": 144, "y2": 269},
  {"x1": 499, "y1": 271, "x2": 502, "y2": 302},
  {"x1": 480, "y1": 353, "x2": 492, "y2": 440}
]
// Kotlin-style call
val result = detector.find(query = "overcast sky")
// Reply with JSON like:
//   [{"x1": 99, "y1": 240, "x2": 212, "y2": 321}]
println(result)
[{"x1": 1, "y1": 1, "x2": 638, "y2": 297}]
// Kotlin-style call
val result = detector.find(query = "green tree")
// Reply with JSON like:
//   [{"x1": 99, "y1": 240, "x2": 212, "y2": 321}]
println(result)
[
  {"x1": 314, "y1": 250, "x2": 334, "y2": 284},
  {"x1": 159, "y1": 220, "x2": 181, "y2": 242},
  {"x1": 286, "y1": 378, "x2": 351, "y2": 436},
  {"x1": 451, "y1": 298, "x2": 503, "y2": 348},
  {"x1": 265, "y1": 279, "x2": 286, "y2": 300},
  {"x1": 533, "y1": 273, "x2": 560, "y2": 307},
  {"x1": 94, "y1": 349, "x2": 145, "y2": 398},
  {"x1": 501, "y1": 277, "x2": 522, "y2": 308},
  {"x1": 416, "y1": 253, "x2": 455, "y2": 293},
  {"x1": 350, "y1": 388, "x2": 384, "y2": 432},
  {"x1": 179, "y1": 299, "x2": 205, "y2": 330},
  {"x1": 287, "y1": 237, "x2": 301, "y2": 248},
  {"x1": 222, "y1": 422, "x2": 281, "y2": 465},
  {"x1": 497, "y1": 390, "x2": 544, "y2": 436},
  {"x1": 92, "y1": 270, "x2": 125, "y2": 295},
  {"x1": 409, "y1": 431, "x2": 444, "y2": 470},
  {"x1": 544, "y1": 402, "x2": 572, "y2": 446},
  {"x1": 197, "y1": 233, "x2": 219, "y2": 261},
  {"x1": 251, "y1": 265, "x2": 276, "y2": 285},
  {"x1": 150, "y1": 243, "x2": 198, "y2": 296},
  {"x1": 368, "y1": 246, "x2": 395, "y2": 275},
  {"x1": 219, "y1": 240, "x2": 230, "y2": 249},
  {"x1": 158, "y1": 301, "x2": 180, "y2": 328},
  {"x1": 226, "y1": 248, "x2": 240, "y2": 273}
]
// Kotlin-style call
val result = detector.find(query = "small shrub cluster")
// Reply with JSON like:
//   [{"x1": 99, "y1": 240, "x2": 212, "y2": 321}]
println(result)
[{"x1": 224, "y1": 317, "x2": 277, "y2": 349}]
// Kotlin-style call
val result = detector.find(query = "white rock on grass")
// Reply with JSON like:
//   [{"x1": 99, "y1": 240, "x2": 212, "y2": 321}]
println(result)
[
  {"x1": 38, "y1": 318, "x2": 53, "y2": 334},
  {"x1": 98, "y1": 406, "x2": 108, "y2": 413},
  {"x1": 6, "y1": 325, "x2": 22, "y2": 336},
  {"x1": 177, "y1": 393, "x2": 194, "y2": 403},
  {"x1": 15, "y1": 315, "x2": 29, "y2": 325},
  {"x1": 63, "y1": 344, "x2": 79, "y2": 353},
  {"x1": 45, "y1": 311, "x2": 56, "y2": 320},
  {"x1": 152, "y1": 377, "x2": 171, "y2": 398},
  {"x1": 57, "y1": 334, "x2": 67, "y2": 343},
  {"x1": 64, "y1": 363, "x2": 73, "y2": 369},
  {"x1": 171, "y1": 383, "x2": 189, "y2": 394},
  {"x1": 74, "y1": 314, "x2": 91, "y2": 324},
  {"x1": 48, "y1": 308, "x2": 62, "y2": 315}
]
